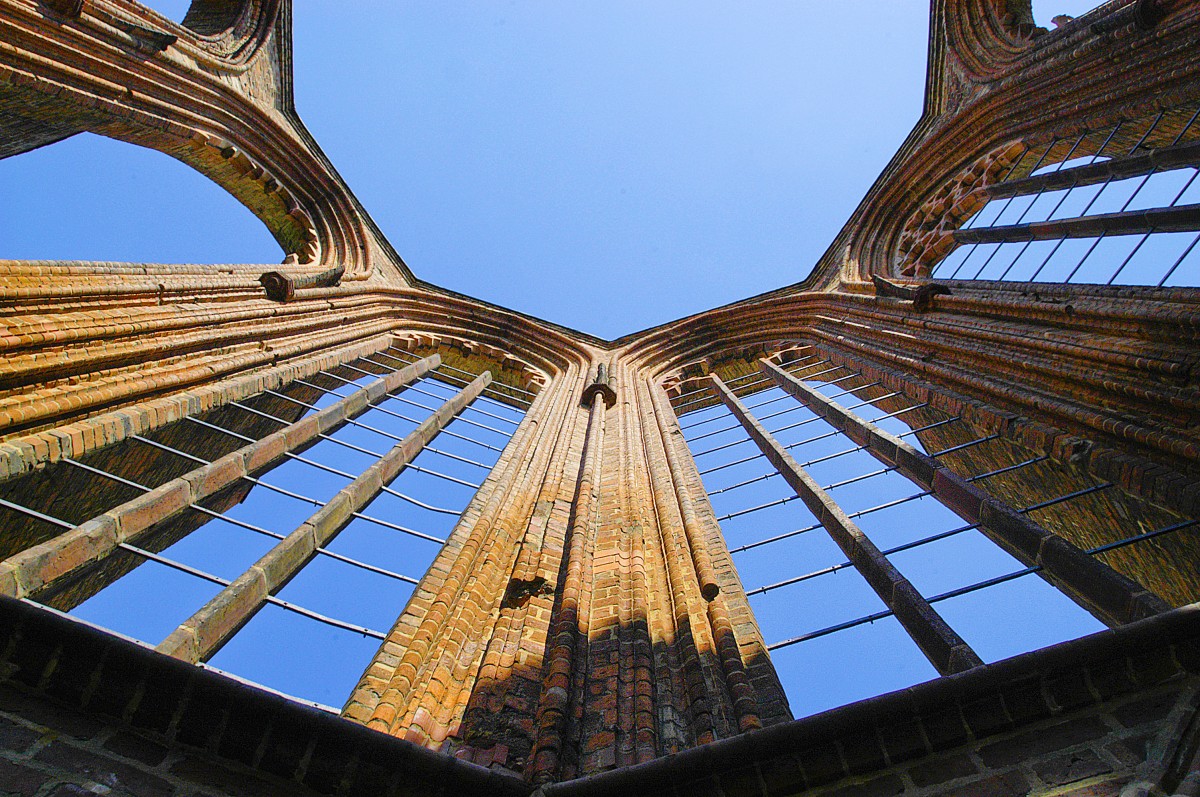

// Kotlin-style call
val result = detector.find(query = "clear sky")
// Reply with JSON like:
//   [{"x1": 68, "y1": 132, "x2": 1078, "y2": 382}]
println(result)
[{"x1": 288, "y1": 2, "x2": 931, "y2": 337}]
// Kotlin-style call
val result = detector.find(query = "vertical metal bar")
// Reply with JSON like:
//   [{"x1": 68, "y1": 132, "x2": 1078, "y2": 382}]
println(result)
[
  {"x1": 761, "y1": 359, "x2": 1169, "y2": 627},
  {"x1": 155, "y1": 370, "x2": 492, "y2": 664},
  {"x1": 708, "y1": 374, "x2": 983, "y2": 675}
]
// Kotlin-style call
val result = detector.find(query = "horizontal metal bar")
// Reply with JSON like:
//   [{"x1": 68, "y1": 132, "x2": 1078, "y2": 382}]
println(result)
[
  {"x1": 707, "y1": 470, "x2": 781, "y2": 496},
  {"x1": 716, "y1": 493, "x2": 801, "y2": 521},
  {"x1": 706, "y1": 417, "x2": 947, "y2": 498},
  {"x1": 680, "y1": 409, "x2": 735, "y2": 433},
  {"x1": 117, "y1": 544, "x2": 387, "y2": 641},
  {"x1": 399, "y1": 381, "x2": 521, "y2": 427},
  {"x1": 288, "y1": 380, "x2": 505, "y2": 453},
  {"x1": 698, "y1": 449, "x2": 766, "y2": 476},
  {"x1": 214, "y1": 403, "x2": 484, "y2": 491},
  {"x1": 967, "y1": 455, "x2": 1050, "y2": 482},
  {"x1": 765, "y1": 510, "x2": 1196, "y2": 650},
  {"x1": 0, "y1": 496, "x2": 72, "y2": 529},
  {"x1": 988, "y1": 140, "x2": 1200, "y2": 200},
  {"x1": 953, "y1": 203, "x2": 1200, "y2": 245},
  {"x1": 930, "y1": 433, "x2": 1000, "y2": 458},
  {"x1": 61, "y1": 458, "x2": 423, "y2": 584},
  {"x1": 695, "y1": 403, "x2": 934, "y2": 478},
  {"x1": 1088, "y1": 519, "x2": 1197, "y2": 555},
  {"x1": 691, "y1": 433, "x2": 755, "y2": 459},
  {"x1": 783, "y1": 363, "x2": 844, "y2": 383},
  {"x1": 674, "y1": 370, "x2": 779, "y2": 404},
  {"x1": 369, "y1": 351, "x2": 533, "y2": 411},
  {"x1": 423, "y1": 445, "x2": 491, "y2": 471},
  {"x1": 731, "y1": 490, "x2": 934, "y2": 553},
  {"x1": 386, "y1": 393, "x2": 510, "y2": 436},
  {"x1": 1021, "y1": 481, "x2": 1113, "y2": 512},
  {"x1": 731, "y1": 452, "x2": 1105, "y2": 558},
  {"x1": 824, "y1": 466, "x2": 896, "y2": 491},
  {"x1": 766, "y1": 609, "x2": 895, "y2": 651},
  {"x1": 139, "y1": 430, "x2": 447, "y2": 544}
]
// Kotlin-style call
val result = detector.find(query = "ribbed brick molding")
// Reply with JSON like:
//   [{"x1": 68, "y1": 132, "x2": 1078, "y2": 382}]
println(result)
[
  {"x1": 384, "y1": 368, "x2": 581, "y2": 758},
  {"x1": 529, "y1": 378, "x2": 610, "y2": 783},
  {"x1": 762, "y1": 358, "x2": 1170, "y2": 628},
  {"x1": 0, "y1": 332, "x2": 403, "y2": 481},
  {"x1": 348, "y1": 365, "x2": 583, "y2": 743},
  {"x1": 609, "y1": 362, "x2": 662, "y2": 766},
  {"x1": 633, "y1": 378, "x2": 728, "y2": 746},
  {"x1": 157, "y1": 369, "x2": 490, "y2": 663},
  {"x1": 808, "y1": 336, "x2": 1200, "y2": 519},
  {"x1": 0, "y1": 354, "x2": 440, "y2": 602},
  {"x1": 649, "y1": 382, "x2": 765, "y2": 731},
  {"x1": 710, "y1": 373, "x2": 983, "y2": 676},
  {"x1": 648, "y1": 375, "x2": 793, "y2": 731}
]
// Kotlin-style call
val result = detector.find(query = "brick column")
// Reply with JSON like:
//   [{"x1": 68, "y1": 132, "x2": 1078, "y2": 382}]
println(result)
[{"x1": 529, "y1": 375, "x2": 610, "y2": 784}]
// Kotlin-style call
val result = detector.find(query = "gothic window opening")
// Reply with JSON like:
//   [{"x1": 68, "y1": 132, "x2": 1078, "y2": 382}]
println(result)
[
  {"x1": 670, "y1": 345, "x2": 1193, "y2": 719},
  {"x1": 929, "y1": 102, "x2": 1200, "y2": 286},
  {"x1": 0, "y1": 133, "x2": 282, "y2": 265},
  {"x1": 0, "y1": 347, "x2": 530, "y2": 708}
]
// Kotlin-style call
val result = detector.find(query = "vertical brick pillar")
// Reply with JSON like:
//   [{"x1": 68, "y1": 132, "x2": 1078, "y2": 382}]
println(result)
[
  {"x1": 341, "y1": 358, "x2": 793, "y2": 782},
  {"x1": 528, "y1": 372, "x2": 610, "y2": 783}
]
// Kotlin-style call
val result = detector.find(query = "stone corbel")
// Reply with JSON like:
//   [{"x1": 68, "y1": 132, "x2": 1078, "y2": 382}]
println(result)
[
  {"x1": 582, "y1": 363, "x2": 617, "y2": 407},
  {"x1": 259, "y1": 264, "x2": 346, "y2": 302},
  {"x1": 872, "y1": 275, "x2": 951, "y2": 312},
  {"x1": 41, "y1": 0, "x2": 84, "y2": 18}
]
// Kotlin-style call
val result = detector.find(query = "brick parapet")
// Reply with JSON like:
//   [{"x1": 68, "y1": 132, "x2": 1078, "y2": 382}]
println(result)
[{"x1": 0, "y1": 595, "x2": 530, "y2": 797}]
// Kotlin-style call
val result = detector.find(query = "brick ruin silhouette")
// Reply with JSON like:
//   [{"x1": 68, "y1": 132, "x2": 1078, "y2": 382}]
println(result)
[{"x1": 1, "y1": 1, "x2": 1199, "y2": 795}]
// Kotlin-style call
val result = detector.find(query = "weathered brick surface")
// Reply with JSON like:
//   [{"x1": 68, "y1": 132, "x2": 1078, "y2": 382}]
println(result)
[{"x1": 1, "y1": 0, "x2": 1199, "y2": 794}]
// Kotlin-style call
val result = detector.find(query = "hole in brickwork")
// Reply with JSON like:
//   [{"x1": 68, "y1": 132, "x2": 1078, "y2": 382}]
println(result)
[
  {"x1": 3, "y1": 356, "x2": 525, "y2": 709},
  {"x1": 1030, "y1": 0, "x2": 1107, "y2": 28},
  {"x1": 136, "y1": 0, "x2": 191, "y2": 22},
  {"x1": 0, "y1": 133, "x2": 281, "y2": 264}
]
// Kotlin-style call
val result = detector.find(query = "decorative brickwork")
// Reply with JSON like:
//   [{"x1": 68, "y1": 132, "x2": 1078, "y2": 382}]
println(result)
[{"x1": 1, "y1": 0, "x2": 1198, "y2": 794}]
